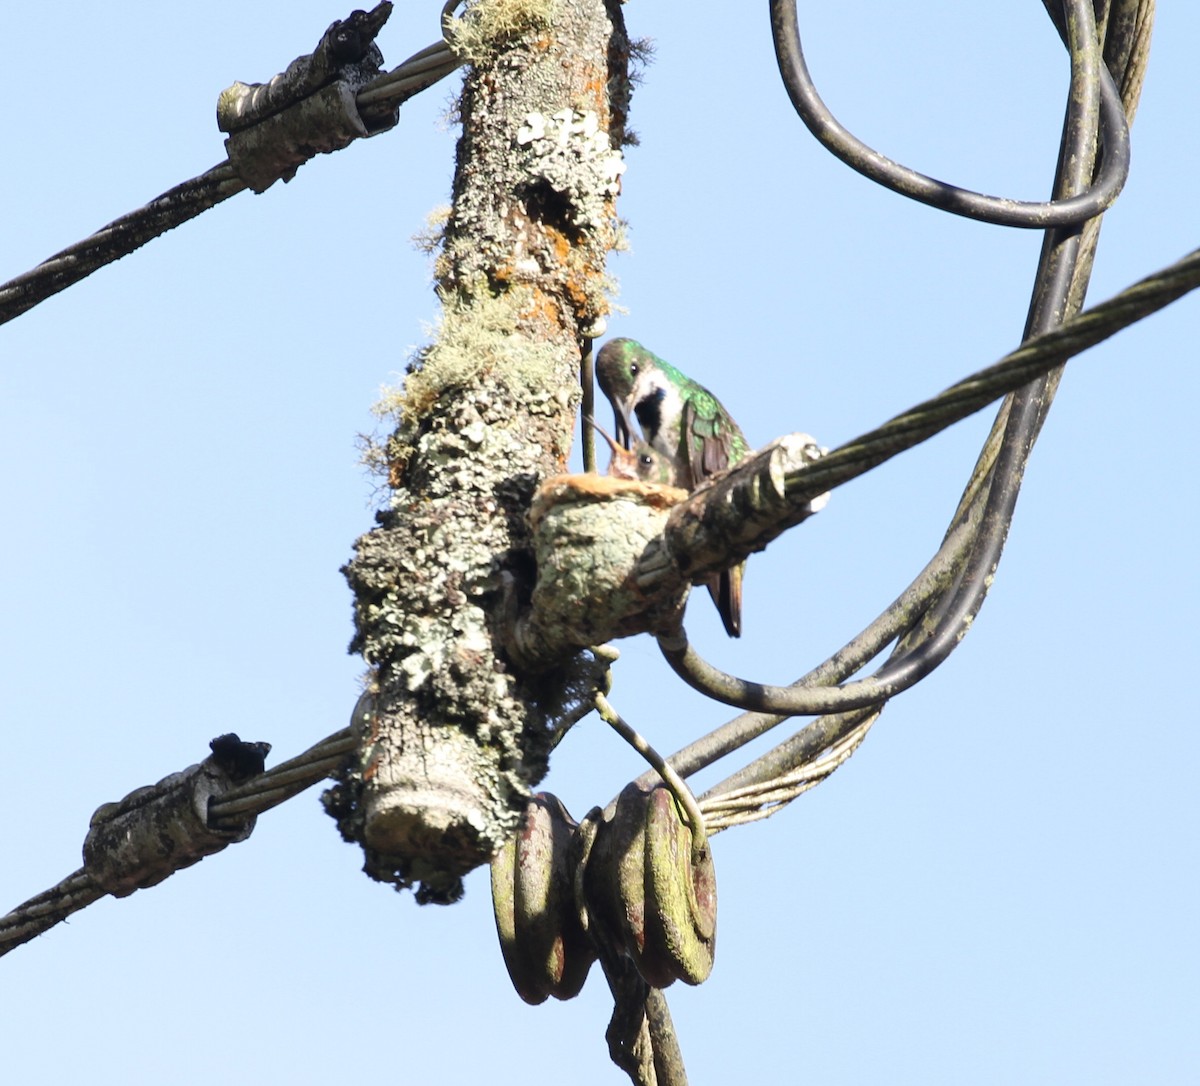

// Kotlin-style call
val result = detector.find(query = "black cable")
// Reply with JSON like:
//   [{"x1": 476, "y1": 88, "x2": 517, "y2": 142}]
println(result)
[
  {"x1": 769, "y1": 0, "x2": 1129, "y2": 228},
  {"x1": 653, "y1": 0, "x2": 1108, "y2": 764}
]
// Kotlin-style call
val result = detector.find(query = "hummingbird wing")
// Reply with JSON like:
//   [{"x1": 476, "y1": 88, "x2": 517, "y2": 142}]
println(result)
[
  {"x1": 682, "y1": 395, "x2": 745, "y2": 636},
  {"x1": 681, "y1": 397, "x2": 737, "y2": 488},
  {"x1": 701, "y1": 566, "x2": 743, "y2": 638}
]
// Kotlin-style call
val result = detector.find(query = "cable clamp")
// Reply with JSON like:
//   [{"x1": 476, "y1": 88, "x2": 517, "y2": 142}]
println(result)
[
  {"x1": 216, "y1": 3, "x2": 398, "y2": 193},
  {"x1": 83, "y1": 734, "x2": 269, "y2": 898}
]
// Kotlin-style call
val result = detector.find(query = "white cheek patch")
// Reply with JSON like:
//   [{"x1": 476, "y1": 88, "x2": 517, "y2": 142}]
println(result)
[{"x1": 631, "y1": 373, "x2": 684, "y2": 453}]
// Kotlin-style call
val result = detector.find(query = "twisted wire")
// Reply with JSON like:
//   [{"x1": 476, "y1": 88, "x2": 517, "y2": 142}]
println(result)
[
  {"x1": 699, "y1": 715, "x2": 874, "y2": 831},
  {"x1": 0, "y1": 41, "x2": 462, "y2": 328},
  {"x1": 650, "y1": 0, "x2": 1159, "y2": 829},
  {"x1": 0, "y1": 164, "x2": 248, "y2": 326},
  {"x1": 785, "y1": 245, "x2": 1199, "y2": 502},
  {"x1": 0, "y1": 871, "x2": 105, "y2": 956},
  {"x1": 653, "y1": 241, "x2": 1200, "y2": 722},
  {"x1": 0, "y1": 727, "x2": 354, "y2": 958},
  {"x1": 356, "y1": 41, "x2": 460, "y2": 106},
  {"x1": 208, "y1": 727, "x2": 354, "y2": 826}
]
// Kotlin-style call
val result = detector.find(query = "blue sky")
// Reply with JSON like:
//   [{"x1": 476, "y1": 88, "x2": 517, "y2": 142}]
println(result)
[{"x1": 2, "y1": 4, "x2": 1197, "y2": 1083}]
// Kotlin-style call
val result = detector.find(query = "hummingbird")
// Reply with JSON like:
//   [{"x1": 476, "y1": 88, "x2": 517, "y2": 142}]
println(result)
[
  {"x1": 587, "y1": 417, "x2": 678, "y2": 486},
  {"x1": 595, "y1": 338, "x2": 749, "y2": 637}
]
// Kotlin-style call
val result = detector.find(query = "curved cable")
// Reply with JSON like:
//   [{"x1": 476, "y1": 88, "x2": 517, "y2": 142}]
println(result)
[
  {"x1": 769, "y1": 0, "x2": 1130, "y2": 228},
  {"x1": 595, "y1": 694, "x2": 707, "y2": 853},
  {"x1": 639, "y1": 511, "x2": 978, "y2": 788},
  {"x1": 657, "y1": 2, "x2": 1112, "y2": 794},
  {"x1": 657, "y1": 359, "x2": 1049, "y2": 719}
]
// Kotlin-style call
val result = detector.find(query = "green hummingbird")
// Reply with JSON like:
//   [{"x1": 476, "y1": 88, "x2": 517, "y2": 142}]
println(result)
[{"x1": 595, "y1": 338, "x2": 750, "y2": 637}]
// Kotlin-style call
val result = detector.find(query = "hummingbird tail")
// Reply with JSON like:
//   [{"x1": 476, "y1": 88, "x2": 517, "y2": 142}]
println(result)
[{"x1": 703, "y1": 564, "x2": 743, "y2": 638}]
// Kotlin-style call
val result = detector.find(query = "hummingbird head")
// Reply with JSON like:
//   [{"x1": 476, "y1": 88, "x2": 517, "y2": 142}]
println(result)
[
  {"x1": 625, "y1": 441, "x2": 676, "y2": 485},
  {"x1": 595, "y1": 338, "x2": 648, "y2": 449}
]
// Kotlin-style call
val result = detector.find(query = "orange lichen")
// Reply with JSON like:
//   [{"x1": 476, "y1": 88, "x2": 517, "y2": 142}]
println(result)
[
  {"x1": 519, "y1": 285, "x2": 563, "y2": 332},
  {"x1": 492, "y1": 256, "x2": 518, "y2": 287},
  {"x1": 361, "y1": 709, "x2": 385, "y2": 782},
  {"x1": 580, "y1": 71, "x2": 608, "y2": 114},
  {"x1": 546, "y1": 225, "x2": 573, "y2": 264}
]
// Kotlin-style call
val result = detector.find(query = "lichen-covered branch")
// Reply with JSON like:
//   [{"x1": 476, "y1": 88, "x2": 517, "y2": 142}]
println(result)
[{"x1": 328, "y1": 0, "x2": 631, "y2": 904}]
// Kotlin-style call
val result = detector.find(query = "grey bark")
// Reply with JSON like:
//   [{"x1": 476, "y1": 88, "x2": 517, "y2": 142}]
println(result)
[{"x1": 326, "y1": 0, "x2": 632, "y2": 904}]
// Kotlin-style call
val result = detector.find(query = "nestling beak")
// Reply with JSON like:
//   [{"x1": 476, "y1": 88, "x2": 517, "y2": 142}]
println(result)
[{"x1": 584, "y1": 416, "x2": 621, "y2": 458}]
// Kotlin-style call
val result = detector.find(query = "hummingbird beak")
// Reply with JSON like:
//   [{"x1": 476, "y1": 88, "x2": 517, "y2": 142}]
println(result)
[{"x1": 613, "y1": 403, "x2": 635, "y2": 450}]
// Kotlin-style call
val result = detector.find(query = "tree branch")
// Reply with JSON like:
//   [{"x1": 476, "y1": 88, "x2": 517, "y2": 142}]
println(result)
[{"x1": 330, "y1": 0, "x2": 632, "y2": 904}]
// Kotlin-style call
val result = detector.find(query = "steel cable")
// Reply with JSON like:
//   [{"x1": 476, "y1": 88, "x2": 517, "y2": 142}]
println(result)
[
  {"x1": 0, "y1": 0, "x2": 1169, "y2": 954},
  {"x1": 0, "y1": 40, "x2": 461, "y2": 328},
  {"x1": 650, "y1": 0, "x2": 1157, "y2": 821},
  {"x1": 0, "y1": 727, "x2": 353, "y2": 958},
  {"x1": 651, "y1": 239, "x2": 1200, "y2": 722}
]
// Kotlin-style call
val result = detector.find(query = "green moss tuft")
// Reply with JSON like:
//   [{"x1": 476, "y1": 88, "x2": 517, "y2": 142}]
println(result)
[
  {"x1": 373, "y1": 285, "x2": 560, "y2": 434},
  {"x1": 444, "y1": 0, "x2": 555, "y2": 63}
]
